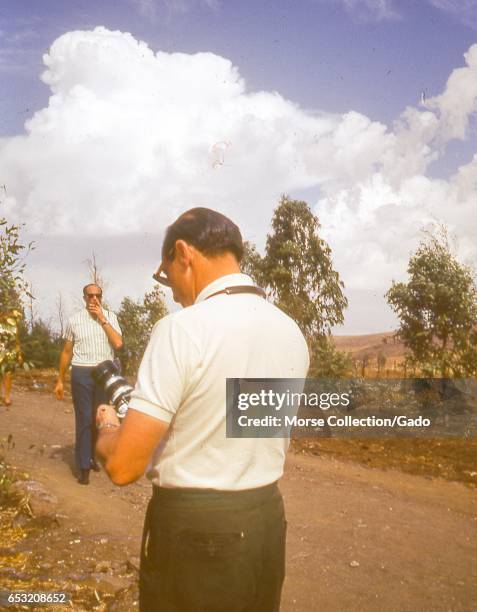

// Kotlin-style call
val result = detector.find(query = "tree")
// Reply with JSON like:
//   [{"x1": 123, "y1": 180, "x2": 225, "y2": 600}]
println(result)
[
  {"x1": 377, "y1": 352, "x2": 387, "y2": 376},
  {"x1": 386, "y1": 229, "x2": 477, "y2": 377},
  {"x1": 308, "y1": 337, "x2": 353, "y2": 378},
  {"x1": 20, "y1": 319, "x2": 62, "y2": 369},
  {"x1": 117, "y1": 285, "x2": 168, "y2": 375},
  {"x1": 85, "y1": 251, "x2": 108, "y2": 290},
  {"x1": 143, "y1": 286, "x2": 168, "y2": 331},
  {"x1": 83, "y1": 251, "x2": 110, "y2": 309},
  {"x1": 240, "y1": 241, "x2": 267, "y2": 287},
  {"x1": 56, "y1": 291, "x2": 66, "y2": 338},
  {"x1": 0, "y1": 274, "x2": 21, "y2": 315},
  {"x1": 360, "y1": 353, "x2": 370, "y2": 378},
  {"x1": 262, "y1": 196, "x2": 347, "y2": 342},
  {"x1": 1, "y1": 207, "x2": 34, "y2": 373},
  {"x1": 0, "y1": 215, "x2": 31, "y2": 311}
]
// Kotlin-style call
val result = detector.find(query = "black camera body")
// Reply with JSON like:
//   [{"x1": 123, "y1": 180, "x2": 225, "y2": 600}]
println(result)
[{"x1": 92, "y1": 360, "x2": 133, "y2": 418}]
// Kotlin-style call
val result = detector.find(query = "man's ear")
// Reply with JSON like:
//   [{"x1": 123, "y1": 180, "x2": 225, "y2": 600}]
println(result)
[{"x1": 174, "y1": 240, "x2": 194, "y2": 267}]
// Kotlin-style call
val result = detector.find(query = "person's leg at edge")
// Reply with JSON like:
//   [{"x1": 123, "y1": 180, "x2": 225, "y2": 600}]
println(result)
[{"x1": 3, "y1": 371, "x2": 13, "y2": 405}]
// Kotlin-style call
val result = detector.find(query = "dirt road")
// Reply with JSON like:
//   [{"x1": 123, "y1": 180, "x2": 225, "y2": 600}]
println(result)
[{"x1": 1, "y1": 389, "x2": 476, "y2": 611}]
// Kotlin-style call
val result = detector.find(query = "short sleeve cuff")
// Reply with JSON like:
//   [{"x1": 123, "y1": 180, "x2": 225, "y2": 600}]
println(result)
[{"x1": 128, "y1": 393, "x2": 175, "y2": 424}]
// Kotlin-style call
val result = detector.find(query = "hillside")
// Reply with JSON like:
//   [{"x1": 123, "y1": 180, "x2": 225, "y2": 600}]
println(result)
[{"x1": 333, "y1": 331, "x2": 406, "y2": 367}]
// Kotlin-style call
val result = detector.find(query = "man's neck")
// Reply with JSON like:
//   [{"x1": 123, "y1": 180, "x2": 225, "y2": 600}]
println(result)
[{"x1": 193, "y1": 255, "x2": 241, "y2": 300}]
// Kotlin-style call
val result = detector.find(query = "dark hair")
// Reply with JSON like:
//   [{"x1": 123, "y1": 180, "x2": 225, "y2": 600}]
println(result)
[
  {"x1": 162, "y1": 208, "x2": 244, "y2": 262},
  {"x1": 83, "y1": 283, "x2": 102, "y2": 297}
]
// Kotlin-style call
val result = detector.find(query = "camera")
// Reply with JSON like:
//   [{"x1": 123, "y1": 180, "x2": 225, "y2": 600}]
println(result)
[{"x1": 92, "y1": 360, "x2": 133, "y2": 419}]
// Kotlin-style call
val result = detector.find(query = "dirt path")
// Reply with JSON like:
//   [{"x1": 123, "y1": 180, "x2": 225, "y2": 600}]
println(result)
[{"x1": 1, "y1": 389, "x2": 476, "y2": 611}]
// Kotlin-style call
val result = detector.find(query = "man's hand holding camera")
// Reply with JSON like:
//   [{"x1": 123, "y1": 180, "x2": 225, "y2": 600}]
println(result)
[
  {"x1": 96, "y1": 404, "x2": 121, "y2": 431},
  {"x1": 95, "y1": 404, "x2": 121, "y2": 470}
]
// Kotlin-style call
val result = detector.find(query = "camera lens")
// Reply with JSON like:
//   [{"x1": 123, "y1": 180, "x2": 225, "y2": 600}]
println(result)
[{"x1": 92, "y1": 360, "x2": 133, "y2": 417}]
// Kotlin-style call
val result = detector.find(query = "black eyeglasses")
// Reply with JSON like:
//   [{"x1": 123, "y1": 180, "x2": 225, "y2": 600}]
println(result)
[
  {"x1": 152, "y1": 264, "x2": 171, "y2": 287},
  {"x1": 85, "y1": 293, "x2": 102, "y2": 299}
]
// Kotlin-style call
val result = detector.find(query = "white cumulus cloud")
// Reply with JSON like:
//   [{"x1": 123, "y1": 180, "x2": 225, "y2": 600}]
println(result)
[
  {"x1": 0, "y1": 27, "x2": 349, "y2": 235},
  {"x1": 0, "y1": 27, "x2": 476, "y2": 332},
  {"x1": 315, "y1": 43, "x2": 477, "y2": 293}
]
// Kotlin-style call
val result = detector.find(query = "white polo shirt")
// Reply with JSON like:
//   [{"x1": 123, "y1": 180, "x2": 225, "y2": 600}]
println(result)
[
  {"x1": 64, "y1": 308, "x2": 122, "y2": 367},
  {"x1": 129, "y1": 273, "x2": 310, "y2": 490}
]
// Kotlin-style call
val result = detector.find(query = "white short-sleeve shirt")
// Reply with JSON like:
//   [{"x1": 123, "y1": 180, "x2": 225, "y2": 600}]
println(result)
[
  {"x1": 64, "y1": 309, "x2": 122, "y2": 367},
  {"x1": 129, "y1": 273, "x2": 310, "y2": 490}
]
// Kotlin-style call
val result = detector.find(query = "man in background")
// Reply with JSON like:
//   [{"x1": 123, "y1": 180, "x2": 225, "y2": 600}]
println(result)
[
  {"x1": 55, "y1": 284, "x2": 122, "y2": 485},
  {"x1": 96, "y1": 208, "x2": 309, "y2": 611}
]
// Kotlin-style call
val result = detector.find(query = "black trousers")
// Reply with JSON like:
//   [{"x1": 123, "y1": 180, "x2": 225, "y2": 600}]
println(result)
[{"x1": 139, "y1": 482, "x2": 287, "y2": 612}]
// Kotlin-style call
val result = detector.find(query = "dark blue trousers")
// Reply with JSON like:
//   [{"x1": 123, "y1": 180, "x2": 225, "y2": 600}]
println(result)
[{"x1": 71, "y1": 366, "x2": 108, "y2": 471}]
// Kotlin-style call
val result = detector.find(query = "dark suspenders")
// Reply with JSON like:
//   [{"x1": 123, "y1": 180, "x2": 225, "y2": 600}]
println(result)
[{"x1": 205, "y1": 285, "x2": 266, "y2": 300}]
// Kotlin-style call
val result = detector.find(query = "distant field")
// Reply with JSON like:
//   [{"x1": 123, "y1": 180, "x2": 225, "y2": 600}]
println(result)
[{"x1": 333, "y1": 331, "x2": 406, "y2": 373}]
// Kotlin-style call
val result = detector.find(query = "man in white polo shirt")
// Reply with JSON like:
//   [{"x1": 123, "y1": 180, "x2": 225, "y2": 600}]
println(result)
[
  {"x1": 95, "y1": 208, "x2": 309, "y2": 611},
  {"x1": 55, "y1": 284, "x2": 122, "y2": 485}
]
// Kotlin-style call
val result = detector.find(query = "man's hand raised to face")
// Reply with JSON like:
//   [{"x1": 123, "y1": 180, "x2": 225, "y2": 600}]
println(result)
[{"x1": 87, "y1": 301, "x2": 107, "y2": 324}]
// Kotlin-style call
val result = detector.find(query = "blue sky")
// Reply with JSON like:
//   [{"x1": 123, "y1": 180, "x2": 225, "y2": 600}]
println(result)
[{"x1": 1, "y1": 0, "x2": 476, "y2": 333}]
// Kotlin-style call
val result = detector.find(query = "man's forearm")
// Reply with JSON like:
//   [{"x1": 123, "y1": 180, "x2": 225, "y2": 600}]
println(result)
[
  {"x1": 96, "y1": 426, "x2": 139, "y2": 486},
  {"x1": 96, "y1": 406, "x2": 168, "y2": 486},
  {"x1": 58, "y1": 350, "x2": 72, "y2": 381},
  {"x1": 100, "y1": 321, "x2": 123, "y2": 350},
  {"x1": 96, "y1": 427, "x2": 121, "y2": 465}
]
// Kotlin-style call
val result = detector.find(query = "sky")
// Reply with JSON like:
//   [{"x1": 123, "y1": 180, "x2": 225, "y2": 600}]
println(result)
[{"x1": 0, "y1": 0, "x2": 476, "y2": 334}]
